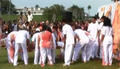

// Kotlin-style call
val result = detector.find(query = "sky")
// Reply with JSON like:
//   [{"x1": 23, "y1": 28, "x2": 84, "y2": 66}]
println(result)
[{"x1": 11, "y1": 0, "x2": 114, "y2": 16}]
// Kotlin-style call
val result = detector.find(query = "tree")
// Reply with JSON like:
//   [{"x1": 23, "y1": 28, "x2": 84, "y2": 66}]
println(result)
[
  {"x1": 88, "y1": 5, "x2": 91, "y2": 16},
  {"x1": 0, "y1": 0, "x2": 16, "y2": 14},
  {"x1": 35, "y1": 4, "x2": 39, "y2": 10},
  {"x1": 68, "y1": 5, "x2": 85, "y2": 21},
  {"x1": 43, "y1": 4, "x2": 65, "y2": 22}
]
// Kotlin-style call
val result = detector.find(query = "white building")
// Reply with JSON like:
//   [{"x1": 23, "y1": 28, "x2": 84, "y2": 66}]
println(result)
[{"x1": 16, "y1": 7, "x2": 44, "y2": 15}]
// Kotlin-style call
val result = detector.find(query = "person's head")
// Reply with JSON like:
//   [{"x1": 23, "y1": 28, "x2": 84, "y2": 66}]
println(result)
[
  {"x1": 92, "y1": 16, "x2": 97, "y2": 23},
  {"x1": 101, "y1": 16, "x2": 112, "y2": 27},
  {"x1": 28, "y1": 11, "x2": 31, "y2": 15},
  {"x1": 113, "y1": 0, "x2": 119, "y2": 2},
  {"x1": 62, "y1": 11, "x2": 73, "y2": 25},
  {"x1": 45, "y1": 20, "x2": 49, "y2": 25}
]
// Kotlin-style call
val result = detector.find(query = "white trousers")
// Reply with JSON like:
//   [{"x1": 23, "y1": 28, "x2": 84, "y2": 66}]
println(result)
[
  {"x1": 14, "y1": 43, "x2": 28, "y2": 66},
  {"x1": 72, "y1": 43, "x2": 81, "y2": 61},
  {"x1": 81, "y1": 44, "x2": 88, "y2": 62},
  {"x1": 102, "y1": 43, "x2": 113, "y2": 64},
  {"x1": 40, "y1": 47, "x2": 53, "y2": 65},
  {"x1": 51, "y1": 48, "x2": 56, "y2": 63},
  {"x1": 64, "y1": 44, "x2": 74, "y2": 65},
  {"x1": 6, "y1": 40, "x2": 14, "y2": 63},
  {"x1": 34, "y1": 45, "x2": 40, "y2": 64}
]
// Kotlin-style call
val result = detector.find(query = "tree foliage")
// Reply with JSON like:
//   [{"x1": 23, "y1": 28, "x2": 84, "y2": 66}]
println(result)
[
  {"x1": 0, "y1": 0, "x2": 16, "y2": 14},
  {"x1": 43, "y1": 4, "x2": 65, "y2": 22},
  {"x1": 68, "y1": 5, "x2": 85, "y2": 21}
]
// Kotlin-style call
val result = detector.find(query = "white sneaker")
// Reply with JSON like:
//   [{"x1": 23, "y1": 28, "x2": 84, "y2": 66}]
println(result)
[{"x1": 63, "y1": 64, "x2": 70, "y2": 66}]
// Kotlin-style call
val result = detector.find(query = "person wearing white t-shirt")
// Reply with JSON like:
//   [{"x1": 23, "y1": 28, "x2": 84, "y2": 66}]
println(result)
[
  {"x1": 62, "y1": 23, "x2": 75, "y2": 66},
  {"x1": 6, "y1": 31, "x2": 17, "y2": 63},
  {"x1": 72, "y1": 28, "x2": 90, "y2": 63},
  {"x1": 100, "y1": 16, "x2": 113, "y2": 66},
  {"x1": 27, "y1": 11, "x2": 33, "y2": 22},
  {"x1": 14, "y1": 29, "x2": 30, "y2": 66},
  {"x1": 31, "y1": 32, "x2": 40, "y2": 65},
  {"x1": 87, "y1": 17, "x2": 99, "y2": 59}
]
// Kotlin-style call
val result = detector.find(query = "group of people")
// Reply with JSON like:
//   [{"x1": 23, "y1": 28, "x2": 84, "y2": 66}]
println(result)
[{"x1": 0, "y1": 0, "x2": 120, "y2": 67}]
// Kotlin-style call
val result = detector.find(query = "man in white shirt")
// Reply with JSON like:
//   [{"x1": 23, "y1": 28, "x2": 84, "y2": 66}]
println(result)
[
  {"x1": 87, "y1": 17, "x2": 99, "y2": 59},
  {"x1": 31, "y1": 31, "x2": 40, "y2": 65},
  {"x1": 72, "y1": 28, "x2": 90, "y2": 63},
  {"x1": 13, "y1": 28, "x2": 30, "y2": 66},
  {"x1": 62, "y1": 23, "x2": 75, "y2": 66},
  {"x1": 27, "y1": 11, "x2": 33, "y2": 22},
  {"x1": 6, "y1": 31, "x2": 17, "y2": 63}
]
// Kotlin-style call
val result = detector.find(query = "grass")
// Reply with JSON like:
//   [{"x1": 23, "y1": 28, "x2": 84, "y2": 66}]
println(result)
[
  {"x1": 1, "y1": 15, "x2": 44, "y2": 22},
  {"x1": 0, "y1": 47, "x2": 119, "y2": 69}
]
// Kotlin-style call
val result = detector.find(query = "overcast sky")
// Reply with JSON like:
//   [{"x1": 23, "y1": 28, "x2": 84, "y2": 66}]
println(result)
[{"x1": 11, "y1": 0, "x2": 114, "y2": 16}]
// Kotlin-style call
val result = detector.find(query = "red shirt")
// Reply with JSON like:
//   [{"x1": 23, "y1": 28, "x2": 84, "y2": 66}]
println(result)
[{"x1": 40, "y1": 31, "x2": 52, "y2": 48}]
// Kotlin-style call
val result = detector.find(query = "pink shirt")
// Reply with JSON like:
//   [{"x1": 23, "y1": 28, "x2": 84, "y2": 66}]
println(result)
[{"x1": 40, "y1": 31, "x2": 52, "y2": 48}]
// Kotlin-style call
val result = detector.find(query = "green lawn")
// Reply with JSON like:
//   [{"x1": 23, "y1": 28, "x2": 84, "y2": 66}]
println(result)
[
  {"x1": 1, "y1": 15, "x2": 44, "y2": 22},
  {"x1": 0, "y1": 47, "x2": 119, "y2": 69}
]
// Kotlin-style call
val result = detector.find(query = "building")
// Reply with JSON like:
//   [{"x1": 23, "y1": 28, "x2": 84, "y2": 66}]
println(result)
[{"x1": 16, "y1": 7, "x2": 44, "y2": 15}]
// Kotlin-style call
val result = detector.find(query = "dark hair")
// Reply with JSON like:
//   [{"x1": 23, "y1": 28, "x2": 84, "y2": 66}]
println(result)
[
  {"x1": 113, "y1": 0, "x2": 119, "y2": 2},
  {"x1": 62, "y1": 11, "x2": 73, "y2": 23},
  {"x1": 101, "y1": 16, "x2": 112, "y2": 27},
  {"x1": 42, "y1": 23, "x2": 52, "y2": 33}
]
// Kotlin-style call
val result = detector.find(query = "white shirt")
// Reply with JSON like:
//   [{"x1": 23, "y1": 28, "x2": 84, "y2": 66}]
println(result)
[
  {"x1": 7, "y1": 31, "x2": 17, "y2": 41},
  {"x1": 52, "y1": 33, "x2": 56, "y2": 49},
  {"x1": 15, "y1": 30, "x2": 30, "y2": 43},
  {"x1": 32, "y1": 32, "x2": 40, "y2": 46},
  {"x1": 101, "y1": 26, "x2": 113, "y2": 44},
  {"x1": 27, "y1": 14, "x2": 33, "y2": 22},
  {"x1": 74, "y1": 29, "x2": 89, "y2": 44},
  {"x1": 13, "y1": 24, "x2": 17, "y2": 31},
  {"x1": 62, "y1": 24, "x2": 74, "y2": 45},
  {"x1": 87, "y1": 22, "x2": 99, "y2": 41}
]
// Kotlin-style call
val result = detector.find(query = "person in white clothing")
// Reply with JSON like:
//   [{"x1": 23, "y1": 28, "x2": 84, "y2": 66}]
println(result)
[
  {"x1": 72, "y1": 27, "x2": 90, "y2": 63},
  {"x1": 100, "y1": 16, "x2": 113, "y2": 66},
  {"x1": 6, "y1": 31, "x2": 17, "y2": 63},
  {"x1": 27, "y1": 11, "x2": 33, "y2": 22},
  {"x1": 62, "y1": 22, "x2": 75, "y2": 66},
  {"x1": 87, "y1": 17, "x2": 99, "y2": 59},
  {"x1": 31, "y1": 31, "x2": 40, "y2": 65},
  {"x1": 14, "y1": 28, "x2": 30, "y2": 66}
]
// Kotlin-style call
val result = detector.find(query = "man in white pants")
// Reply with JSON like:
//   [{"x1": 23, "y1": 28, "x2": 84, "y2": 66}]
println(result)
[
  {"x1": 6, "y1": 31, "x2": 17, "y2": 63},
  {"x1": 31, "y1": 31, "x2": 40, "y2": 65},
  {"x1": 87, "y1": 17, "x2": 99, "y2": 59},
  {"x1": 14, "y1": 28, "x2": 30, "y2": 66},
  {"x1": 62, "y1": 23, "x2": 75, "y2": 66},
  {"x1": 72, "y1": 29, "x2": 90, "y2": 63}
]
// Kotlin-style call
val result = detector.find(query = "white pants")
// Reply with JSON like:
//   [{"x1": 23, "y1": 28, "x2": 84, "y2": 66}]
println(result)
[
  {"x1": 102, "y1": 43, "x2": 113, "y2": 64},
  {"x1": 34, "y1": 45, "x2": 40, "y2": 64},
  {"x1": 40, "y1": 47, "x2": 53, "y2": 65},
  {"x1": 72, "y1": 43, "x2": 81, "y2": 61},
  {"x1": 51, "y1": 48, "x2": 56, "y2": 63},
  {"x1": 5, "y1": 39, "x2": 14, "y2": 63},
  {"x1": 81, "y1": 44, "x2": 88, "y2": 62},
  {"x1": 14, "y1": 43, "x2": 28, "y2": 66},
  {"x1": 64, "y1": 44, "x2": 74, "y2": 65}
]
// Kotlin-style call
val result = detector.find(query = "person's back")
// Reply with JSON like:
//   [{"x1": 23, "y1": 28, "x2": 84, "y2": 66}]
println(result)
[
  {"x1": 15, "y1": 30, "x2": 29, "y2": 43},
  {"x1": 41, "y1": 30, "x2": 52, "y2": 48}
]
